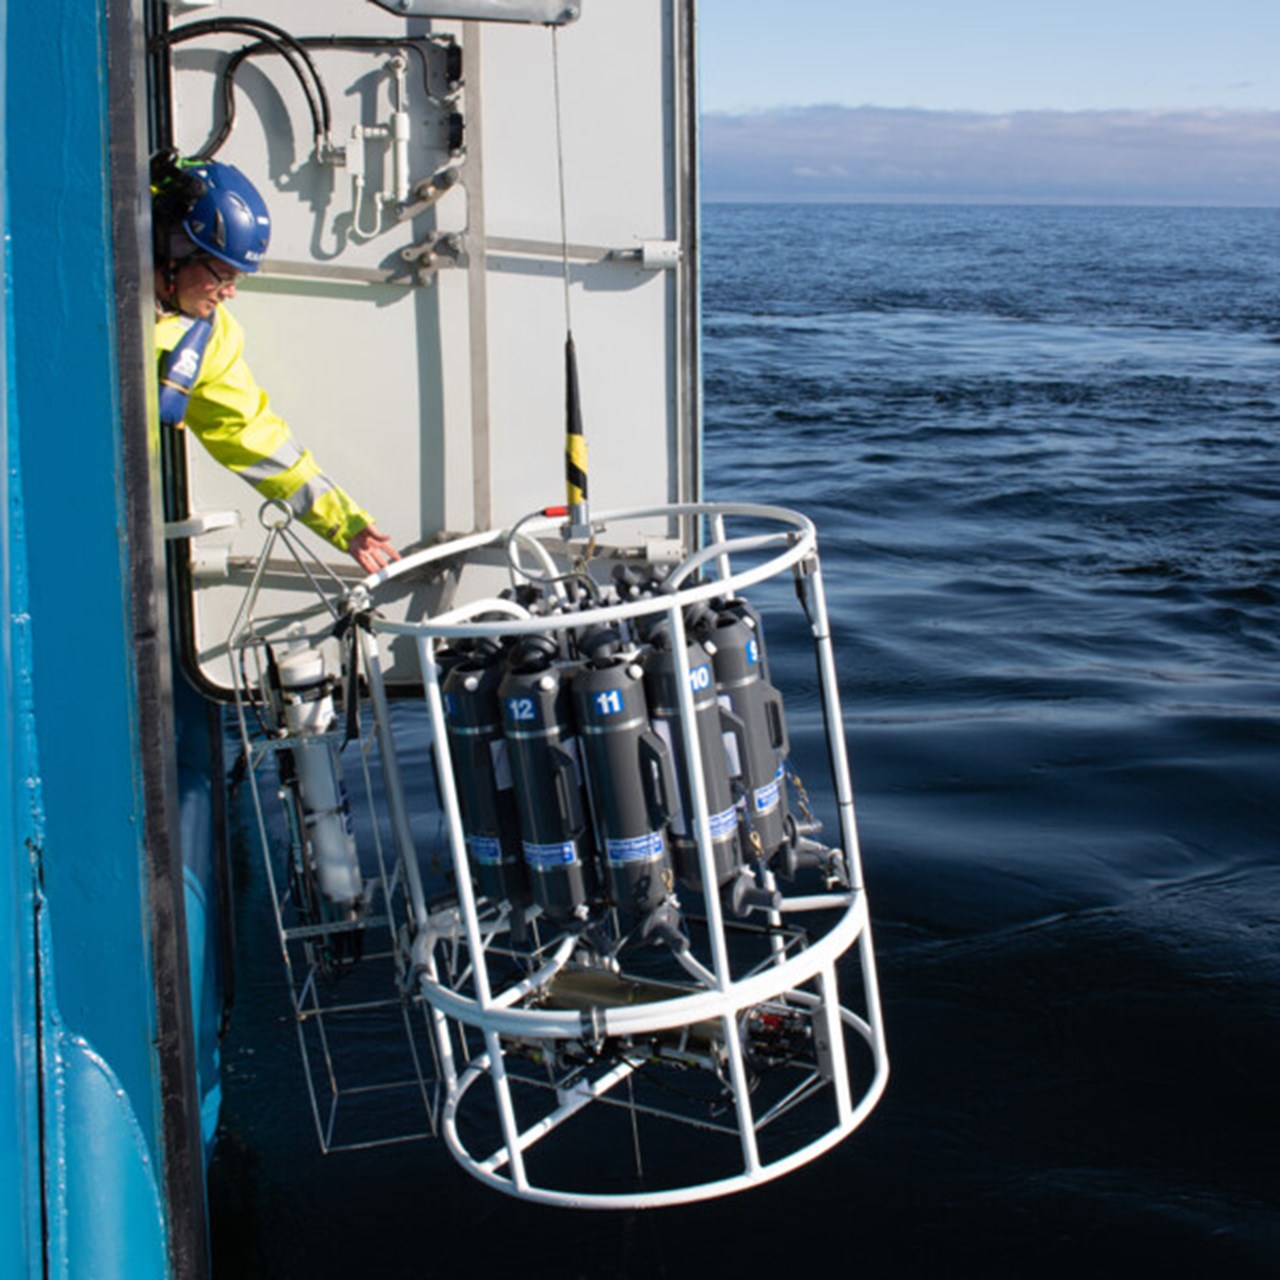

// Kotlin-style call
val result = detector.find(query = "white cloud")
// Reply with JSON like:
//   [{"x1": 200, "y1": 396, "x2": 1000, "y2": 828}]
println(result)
[{"x1": 701, "y1": 106, "x2": 1280, "y2": 204}]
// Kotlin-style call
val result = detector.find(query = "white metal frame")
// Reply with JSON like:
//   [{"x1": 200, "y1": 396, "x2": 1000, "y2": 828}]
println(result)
[
  {"x1": 354, "y1": 502, "x2": 889, "y2": 1208},
  {"x1": 227, "y1": 518, "x2": 440, "y2": 1153}
]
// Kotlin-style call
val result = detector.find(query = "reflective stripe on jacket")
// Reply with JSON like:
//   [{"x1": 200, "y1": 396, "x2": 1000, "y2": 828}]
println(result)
[{"x1": 155, "y1": 306, "x2": 372, "y2": 552}]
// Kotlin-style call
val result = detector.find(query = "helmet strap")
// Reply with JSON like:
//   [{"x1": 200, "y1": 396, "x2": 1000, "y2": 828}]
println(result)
[{"x1": 157, "y1": 258, "x2": 180, "y2": 311}]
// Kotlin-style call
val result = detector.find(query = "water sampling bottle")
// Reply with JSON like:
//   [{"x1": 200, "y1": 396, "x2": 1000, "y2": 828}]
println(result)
[
  {"x1": 498, "y1": 636, "x2": 601, "y2": 925},
  {"x1": 275, "y1": 645, "x2": 364, "y2": 913},
  {"x1": 441, "y1": 643, "x2": 532, "y2": 915},
  {"x1": 572, "y1": 643, "x2": 678, "y2": 918}
]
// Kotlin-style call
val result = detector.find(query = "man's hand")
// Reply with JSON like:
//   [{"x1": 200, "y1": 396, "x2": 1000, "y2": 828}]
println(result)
[{"x1": 348, "y1": 524, "x2": 401, "y2": 574}]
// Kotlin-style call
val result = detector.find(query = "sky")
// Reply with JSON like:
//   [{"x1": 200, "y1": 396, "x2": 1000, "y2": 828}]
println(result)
[{"x1": 697, "y1": 0, "x2": 1280, "y2": 203}]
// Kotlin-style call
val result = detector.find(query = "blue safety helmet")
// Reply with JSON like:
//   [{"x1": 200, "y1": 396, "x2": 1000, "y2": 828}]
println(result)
[{"x1": 180, "y1": 161, "x2": 271, "y2": 273}]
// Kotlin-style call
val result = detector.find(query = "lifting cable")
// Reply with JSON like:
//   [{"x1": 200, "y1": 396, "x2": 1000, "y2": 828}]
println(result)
[
  {"x1": 506, "y1": 26, "x2": 593, "y2": 595},
  {"x1": 552, "y1": 27, "x2": 590, "y2": 541}
]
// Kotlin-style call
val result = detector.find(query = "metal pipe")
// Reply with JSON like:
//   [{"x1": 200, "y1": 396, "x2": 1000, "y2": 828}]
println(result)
[
  {"x1": 415, "y1": 634, "x2": 496, "y2": 1006},
  {"x1": 665, "y1": 601, "x2": 733, "y2": 990},
  {"x1": 358, "y1": 625, "x2": 429, "y2": 927},
  {"x1": 803, "y1": 554, "x2": 864, "y2": 892}
]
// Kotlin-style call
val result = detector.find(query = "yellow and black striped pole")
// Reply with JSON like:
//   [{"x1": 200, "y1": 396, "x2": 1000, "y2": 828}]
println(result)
[{"x1": 564, "y1": 332, "x2": 590, "y2": 538}]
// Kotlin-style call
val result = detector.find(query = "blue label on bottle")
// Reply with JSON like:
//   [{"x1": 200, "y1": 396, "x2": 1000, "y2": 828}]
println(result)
[
  {"x1": 753, "y1": 777, "x2": 781, "y2": 815},
  {"x1": 594, "y1": 688, "x2": 624, "y2": 716},
  {"x1": 468, "y1": 834, "x2": 502, "y2": 866},
  {"x1": 523, "y1": 839, "x2": 577, "y2": 867},
  {"x1": 605, "y1": 831, "x2": 666, "y2": 863},
  {"x1": 506, "y1": 696, "x2": 538, "y2": 723},
  {"x1": 709, "y1": 806, "x2": 739, "y2": 840}
]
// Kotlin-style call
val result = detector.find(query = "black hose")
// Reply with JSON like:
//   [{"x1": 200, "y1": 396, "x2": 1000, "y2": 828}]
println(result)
[
  {"x1": 158, "y1": 19, "x2": 330, "y2": 143},
  {"x1": 200, "y1": 37, "x2": 439, "y2": 161},
  {"x1": 162, "y1": 24, "x2": 455, "y2": 161}
]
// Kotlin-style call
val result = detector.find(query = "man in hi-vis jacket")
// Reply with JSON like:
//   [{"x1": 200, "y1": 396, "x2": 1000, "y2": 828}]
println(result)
[{"x1": 153, "y1": 155, "x2": 399, "y2": 574}]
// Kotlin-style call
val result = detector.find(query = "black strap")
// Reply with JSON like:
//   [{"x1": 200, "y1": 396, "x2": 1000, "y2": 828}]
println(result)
[{"x1": 332, "y1": 608, "x2": 375, "y2": 749}]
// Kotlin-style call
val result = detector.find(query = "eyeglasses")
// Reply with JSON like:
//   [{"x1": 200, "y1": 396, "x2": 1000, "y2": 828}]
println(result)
[{"x1": 194, "y1": 257, "x2": 242, "y2": 288}]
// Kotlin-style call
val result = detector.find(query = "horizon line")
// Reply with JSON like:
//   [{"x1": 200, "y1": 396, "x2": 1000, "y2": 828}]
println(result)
[
  {"x1": 701, "y1": 102, "x2": 1280, "y2": 118},
  {"x1": 699, "y1": 195, "x2": 1280, "y2": 210}
]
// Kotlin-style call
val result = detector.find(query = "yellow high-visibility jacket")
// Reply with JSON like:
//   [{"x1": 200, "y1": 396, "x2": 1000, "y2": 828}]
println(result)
[{"x1": 156, "y1": 305, "x2": 372, "y2": 552}]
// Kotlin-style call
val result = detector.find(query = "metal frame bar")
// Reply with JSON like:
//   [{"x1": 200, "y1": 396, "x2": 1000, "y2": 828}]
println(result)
[{"x1": 227, "y1": 525, "x2": 440, "y2": 1155}]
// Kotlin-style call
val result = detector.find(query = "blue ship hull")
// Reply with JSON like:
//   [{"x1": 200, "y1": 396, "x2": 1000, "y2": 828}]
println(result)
[{"x1": 2, "y1": 2, "x2": 217, "y2": 1273}]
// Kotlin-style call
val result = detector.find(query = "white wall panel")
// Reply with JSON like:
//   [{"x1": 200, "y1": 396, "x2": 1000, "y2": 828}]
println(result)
[{"x1": 165, "y1": 1, "x2": 695, "y2": 687}]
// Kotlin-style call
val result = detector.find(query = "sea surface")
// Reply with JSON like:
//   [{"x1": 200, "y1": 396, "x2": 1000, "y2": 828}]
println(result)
[{"x1": 210, "y1": 203, "x2": 1280, "y2": 1275}]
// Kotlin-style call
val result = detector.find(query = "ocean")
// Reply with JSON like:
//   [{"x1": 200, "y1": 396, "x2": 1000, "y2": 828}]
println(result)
[{"x1": 210, "y1": 203, "x2": 1280, "y2": 1275}]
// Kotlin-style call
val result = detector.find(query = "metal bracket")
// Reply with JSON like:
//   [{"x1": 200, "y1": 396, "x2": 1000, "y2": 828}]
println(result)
[
  {"x1": 400, "y1": 232, "x2": 467, "y2": 282},
  {"x1": 368, "y1": 1, "x2": 582, "y2": 24},
  {"x1": 164, "y1": 510, "x2": 239, "y2": 540},
  {"x1": 607, "y1": 239, "x2": 682, "y2": 271},
  {"x1": 397, "y1": 168, "x2": 463, "y2": 222},
  {"x1": 481, "y1": 236, "x2": 682, "y2": 269}
]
